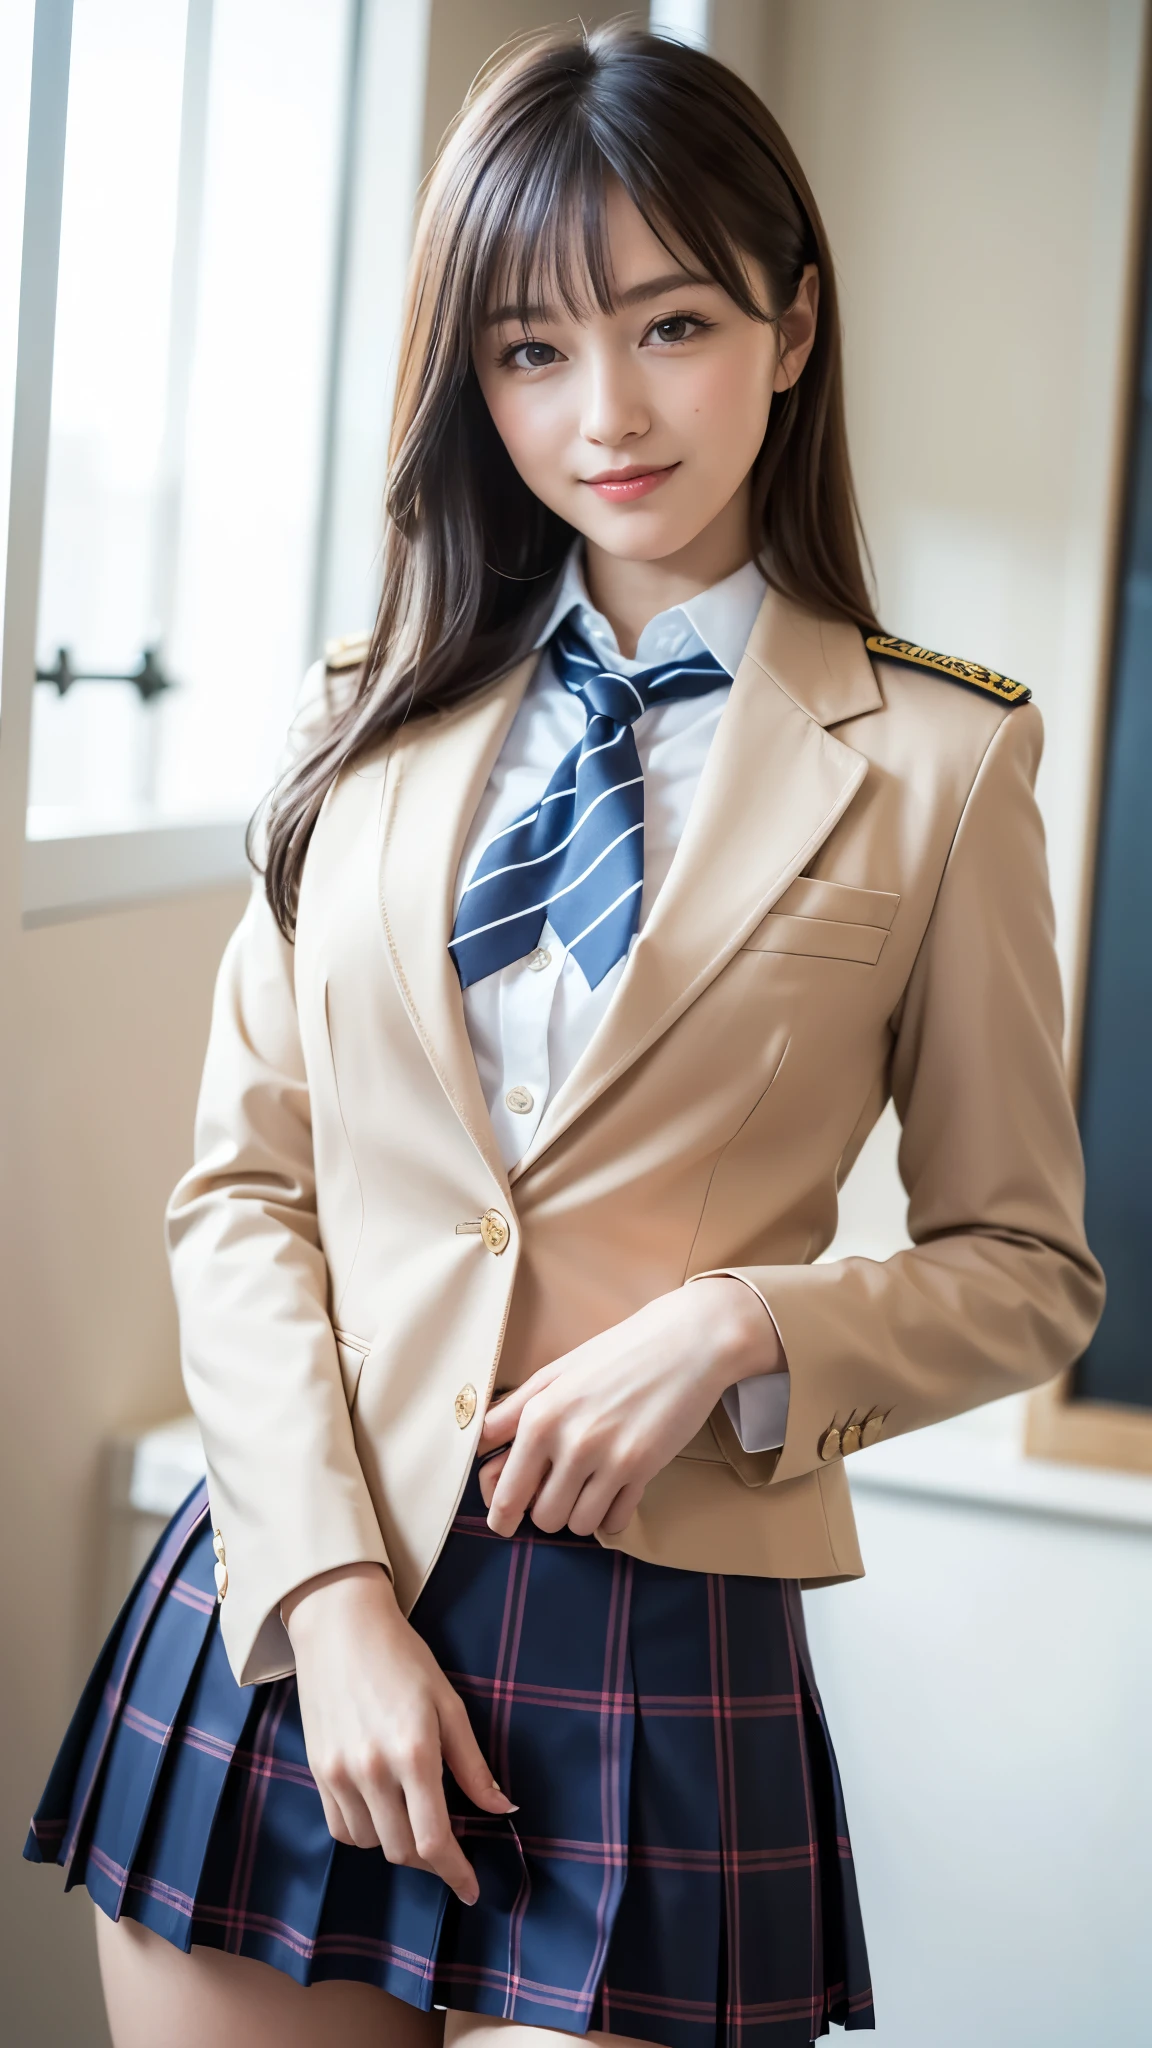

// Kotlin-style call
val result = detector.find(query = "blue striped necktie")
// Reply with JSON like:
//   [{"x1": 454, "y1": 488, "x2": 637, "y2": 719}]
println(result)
[{"x1": 449, "y1": 616, "x2": 727, "y2": 991}]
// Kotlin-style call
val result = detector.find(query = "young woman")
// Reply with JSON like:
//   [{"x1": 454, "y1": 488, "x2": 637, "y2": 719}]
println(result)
[{"x1": 28, "y1": 24, "x2": 1103, "y2": 2048}]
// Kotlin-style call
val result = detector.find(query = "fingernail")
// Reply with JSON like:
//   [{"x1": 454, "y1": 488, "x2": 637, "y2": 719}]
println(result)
[
  {"x1": 457, "y1": 1887, "x2": 479, "y2": 1908},
  {"x1": 489, "y1": 1778, "x2": 518, "y2": 1813}
]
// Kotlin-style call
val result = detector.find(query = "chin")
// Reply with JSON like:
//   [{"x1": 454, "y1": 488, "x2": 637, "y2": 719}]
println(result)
[{"x1": 581, "y1": 512, "x2": 711, "y2": 563}]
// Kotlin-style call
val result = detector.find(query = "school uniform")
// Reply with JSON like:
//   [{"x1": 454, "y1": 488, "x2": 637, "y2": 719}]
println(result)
[{"x1": 26, "y1": 556, "x2": 1103, "y2": 2044}]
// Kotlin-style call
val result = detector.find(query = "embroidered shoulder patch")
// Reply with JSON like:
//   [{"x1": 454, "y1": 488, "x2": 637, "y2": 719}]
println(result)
[
  {"x1": 324, "y1": 630, "x2": 372, "y2": 674},
  {"x1": 865, "y1": 635, "x2": 1031, "y2": 704}
]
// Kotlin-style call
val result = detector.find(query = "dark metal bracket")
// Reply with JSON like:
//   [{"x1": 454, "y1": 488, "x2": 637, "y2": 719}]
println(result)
[{"x1": 35, "y1": 646, "x2": 175, "y2": 703}]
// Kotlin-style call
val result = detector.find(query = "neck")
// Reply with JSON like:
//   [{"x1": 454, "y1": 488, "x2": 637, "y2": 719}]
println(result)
[{"x1": 581, "y1": 479, "x2": 754, "y2": 658}]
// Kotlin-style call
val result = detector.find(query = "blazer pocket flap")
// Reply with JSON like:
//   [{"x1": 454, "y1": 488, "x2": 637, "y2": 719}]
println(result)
[
  {"x1": 743, "y1": 879, "x2": 900, "y2": 964},
  {"x1": 769, "y1": 877, "x2": 900, "y2": 928},
  {"x1": 746, "y1": 916, "x2": 888, "y2": 965},
  {"x1": 333, "y1": 1329, "x2": 370, "y2": 1405}
]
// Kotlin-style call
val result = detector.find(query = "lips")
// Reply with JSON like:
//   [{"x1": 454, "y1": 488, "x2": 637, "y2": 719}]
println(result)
[{"x1": 582, "y1": 463, "x2": 680, "y2": 502}]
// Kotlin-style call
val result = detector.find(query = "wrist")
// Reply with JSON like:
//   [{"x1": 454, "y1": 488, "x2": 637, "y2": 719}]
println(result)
[
  {"x1": 281, "y1": 1559, "x2": 395, "y2": 1640},
  {"x1": 687, "y1": 1275, "x2": 782, "y2": 1390}
]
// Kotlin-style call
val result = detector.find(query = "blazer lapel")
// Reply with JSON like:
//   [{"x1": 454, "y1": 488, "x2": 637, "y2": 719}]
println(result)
[
  {"x1": 378, "y1": 655, "x2": 535, "y2": 1188},
  {"x1": 511, "y1": 593, "x2": 883, "y2": 1179}
]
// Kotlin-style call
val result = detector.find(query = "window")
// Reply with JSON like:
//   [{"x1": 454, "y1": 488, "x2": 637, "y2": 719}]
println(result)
[
  {"x1": 31, "y1": 0, "x2": 353, "y2": 836},
  {"x1": 3, "y1": 0, "x2": 428, "y2": 920}
]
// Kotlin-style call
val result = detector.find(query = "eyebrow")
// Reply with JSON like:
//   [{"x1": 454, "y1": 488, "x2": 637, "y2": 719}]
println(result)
[{"x1": 482, "y1": 269, "x2": 716, "y2": 329}]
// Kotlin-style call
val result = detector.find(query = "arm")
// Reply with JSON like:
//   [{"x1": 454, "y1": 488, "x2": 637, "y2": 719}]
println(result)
[
  {"x1": 166, "y1": 882, "x2": 389, "y2": 1684},
  {"x1": 170, "y1": 878, "x2": 513, "y2": 1896},
  {"x1": 719, "y1": 700, "x2": 1105, "y2": 1487}
]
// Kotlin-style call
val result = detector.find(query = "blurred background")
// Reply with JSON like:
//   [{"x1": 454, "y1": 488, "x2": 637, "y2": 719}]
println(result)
[{"x1": 1, "y1": 2, "x2": 1150, "y2": 2041}]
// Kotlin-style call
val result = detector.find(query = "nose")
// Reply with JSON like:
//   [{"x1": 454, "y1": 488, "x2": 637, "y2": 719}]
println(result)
[{"x1": 579, "y1": 340, "x2": 650, "y2": 448}]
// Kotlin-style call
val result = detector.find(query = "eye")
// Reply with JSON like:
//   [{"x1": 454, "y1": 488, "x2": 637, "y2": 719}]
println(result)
[
  {"x1": 644, "y1": 313, "x2": 711, "y2": 347},
  {"x1": 503, "y1": 338, "x2": 562, "y2": 371}
]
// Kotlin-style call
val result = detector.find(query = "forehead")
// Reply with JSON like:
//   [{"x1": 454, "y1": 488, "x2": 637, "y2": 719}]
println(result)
[{"x1": 480, "y1": 177, "x2": 713, "y2": 325}]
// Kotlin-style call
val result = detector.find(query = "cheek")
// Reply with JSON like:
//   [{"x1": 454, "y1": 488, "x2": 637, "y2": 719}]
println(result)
[
  {"x1": 483, "y1": 379, "x2": 568, "y2": 489},
  {"x1": 674, "y1": 348, "x2": 773, "y2": 468}
]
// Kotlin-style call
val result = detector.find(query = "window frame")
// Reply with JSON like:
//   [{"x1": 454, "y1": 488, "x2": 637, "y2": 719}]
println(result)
[{"x1": 0, "y1": 0, "x2": 429, "y2": 927}]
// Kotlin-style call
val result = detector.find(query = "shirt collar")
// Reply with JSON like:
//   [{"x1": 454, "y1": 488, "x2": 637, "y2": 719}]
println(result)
[{"x1": 533, "y1": 544, "x2": 767, "y2": 680}]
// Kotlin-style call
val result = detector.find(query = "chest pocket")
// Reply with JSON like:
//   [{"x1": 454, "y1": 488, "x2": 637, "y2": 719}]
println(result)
[{"x1": 742, "y1": 877, "x2": 900, "y2": 965}]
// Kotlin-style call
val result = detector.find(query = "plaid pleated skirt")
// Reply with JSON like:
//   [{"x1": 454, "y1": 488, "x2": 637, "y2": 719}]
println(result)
[{"x1": 26, "y1": 1466, "x2": 873, "y2": 2045}]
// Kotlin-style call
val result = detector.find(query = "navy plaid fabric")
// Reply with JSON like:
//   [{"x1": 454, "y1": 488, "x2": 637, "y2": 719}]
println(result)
[{"x1": 27, "y1": 1471, "x2": 873, "y2": 2045}]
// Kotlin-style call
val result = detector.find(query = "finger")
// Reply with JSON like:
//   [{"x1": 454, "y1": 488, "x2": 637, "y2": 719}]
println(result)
[
  {"x1": 439, "y1": 1692, "x2": 517, "y2": 1815},
  {"x1": 598, "y1": 1479, "x2": 646, "y2": 1535},
  {"x1": 313, "y1": 1783, "x2": 359, "y2": 1847},
  {"x1": 478, "y1": 1449, "x2": 509, "y2": 1508},
  {"x1": 528, "y1": 1455, "x2": 596, "y2": 1535},
  {"x1": 478, "y1": 1389, "x2": 527, "y2": 1451},
  {"x1": 478, "y1": 1362, "x2": 563, "y2": 1449},
  {"x1": 361, "y1": 1780, "x2": 422, "y2": 1869},
  {"x1": 486, "y1": 1429, "x2": 550, "y2": 1536},
  {"x1": 399, "y1": 1744, "x2": 480, "y2": 1904},
  {"x1": 319, "y1": 1774, "x2": 381, "y2": 1851},
  {"x1": 563, "y1": 1470, "x2": 623, "y2": 1539}
]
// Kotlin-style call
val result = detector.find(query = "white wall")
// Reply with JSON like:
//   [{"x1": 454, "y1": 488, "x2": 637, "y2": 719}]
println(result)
[
  {"x1": 805, "y1": 1479, "x2": 1152, "y2": 2046},
  {"x1": 753, "y1": 0, "x2": 1147, "y2": 1029}
]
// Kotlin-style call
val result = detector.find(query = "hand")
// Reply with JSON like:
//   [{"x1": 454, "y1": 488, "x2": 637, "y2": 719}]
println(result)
[
  {"x1": 478, "y1": 1276, "x2": 781, "y2": 1540},
  {"x1": 281, "y1": 1562, "x2": 516, "y2": 1903}
]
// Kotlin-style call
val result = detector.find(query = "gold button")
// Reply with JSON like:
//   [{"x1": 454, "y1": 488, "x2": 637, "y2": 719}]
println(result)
[
  {"x1": 480, "y1": 1208, "x2": 511, "y2": 1254},
  {"x1": 212, "y1": 1529, "x2": 226, "y2": 1563},
  {"x1": 840, "y1": 1421, "x2": 862, "y2": 1456},
  {"x1": 526, "y1": 947, "x2": 552, "y2": 972},
  {"x1": 454, "y1": 1383, "x2": 477, "y2": 1428},
  {"x1": 818, "y1": 1425, "x2": 841, "y2": 1462},
  {"x1": 505, "y1": 1085, "x2": 534, "y2": 1115},
  {"x1": 214, "y1": 1561, "x2": 229, "y2": 1601},
  {"x1": 861, "y1": 1411, "x2": 885, "y2": 1448}
]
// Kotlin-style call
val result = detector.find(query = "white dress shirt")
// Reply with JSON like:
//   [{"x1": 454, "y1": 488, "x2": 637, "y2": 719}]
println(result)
[{"x1": 454, "y1": 548, "x2": 790, "y2": 1455}]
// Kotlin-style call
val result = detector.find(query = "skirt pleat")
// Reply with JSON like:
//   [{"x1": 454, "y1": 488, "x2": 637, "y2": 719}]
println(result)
[{"x1": 27, "y1": 1471, "x2": 874, "y2": 2045}]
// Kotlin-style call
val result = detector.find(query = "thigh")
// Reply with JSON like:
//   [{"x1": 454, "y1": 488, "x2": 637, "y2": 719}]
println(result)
[
  {"x1": 96, "y1": 1908, "x2": 446, "y2": 2048},
  {"x1": 444, "y1": 2015, "x2": 661, "y2": 2048}
]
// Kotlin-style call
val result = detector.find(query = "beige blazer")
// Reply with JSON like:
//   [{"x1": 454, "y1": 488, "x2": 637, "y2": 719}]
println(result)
[{"x1": 168, "y1": 589, "x2": 1104, "y2": 1685}]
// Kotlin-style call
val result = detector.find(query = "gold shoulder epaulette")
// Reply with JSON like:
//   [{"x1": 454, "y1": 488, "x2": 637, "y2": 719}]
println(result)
[
  {"x1": 865, "y1": 635, "x2": 1031, "y2": 705},
  {"x1": 324, "y1": 630, "x2": 372, "y2": 673}
]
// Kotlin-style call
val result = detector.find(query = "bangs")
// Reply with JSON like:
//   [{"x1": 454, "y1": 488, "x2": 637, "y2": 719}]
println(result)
[{"x1": 461, "y1": 103, "x2": 774, "y2": 335}]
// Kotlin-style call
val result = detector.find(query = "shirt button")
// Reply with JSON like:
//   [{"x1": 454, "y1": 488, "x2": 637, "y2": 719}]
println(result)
[
  {"x1": 526, "y1": 947, "x2": 551, "y2": 972},
  {"x1": 505, "y1": 1085, "x2": 534, "y2": 1115}
]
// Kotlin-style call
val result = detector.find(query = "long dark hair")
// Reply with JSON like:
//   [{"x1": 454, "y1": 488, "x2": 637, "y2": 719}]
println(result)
[{"x1": 260, "y1": 21, "x2": 879, "y2": 938}]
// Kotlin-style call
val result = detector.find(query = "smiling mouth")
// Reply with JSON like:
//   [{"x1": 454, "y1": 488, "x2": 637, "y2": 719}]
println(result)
[{"x1": 582, "y1": 463, "x2": 680, "y2": 502}]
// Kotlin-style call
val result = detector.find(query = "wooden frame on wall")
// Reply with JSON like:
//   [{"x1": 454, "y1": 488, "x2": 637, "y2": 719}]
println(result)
[
  {"x1": 1026, "y1": 1380, "x2": 1152, "y2": 1477},
  {"x1": 1026, "y1": 18, "x2": 1152, "y2": 1479}
]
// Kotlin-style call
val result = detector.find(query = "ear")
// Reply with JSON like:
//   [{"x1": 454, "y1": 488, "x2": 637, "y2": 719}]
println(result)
[{"x1": 772, "y1": 263, "x2": 820, "y2": 393}]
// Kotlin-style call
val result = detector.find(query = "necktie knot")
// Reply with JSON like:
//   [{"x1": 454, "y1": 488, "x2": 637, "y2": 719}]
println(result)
[
  {"x1": 573, "y1": 669, "x2": 649, "y2": 725},
  {"x1": 553, "y1": 616, "x2": 722, "y2": 731}
]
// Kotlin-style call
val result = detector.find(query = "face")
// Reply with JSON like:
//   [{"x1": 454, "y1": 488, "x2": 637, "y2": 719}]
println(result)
[{"x1": 474, "y1": 181, "x2": 818, "y2": 570}]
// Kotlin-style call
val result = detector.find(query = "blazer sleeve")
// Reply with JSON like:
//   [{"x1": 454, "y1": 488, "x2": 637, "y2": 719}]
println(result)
[
  {"x1": 166, "y1": 877, "x2": 389, "y2": 1687},
  {"x1": 707, "y1": 700, "x2": 1105, "y2": 1488}
]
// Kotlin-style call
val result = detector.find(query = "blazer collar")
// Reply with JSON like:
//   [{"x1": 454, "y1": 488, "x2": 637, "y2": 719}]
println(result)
[
  {"x1": 377, "y1": 588, "x2": 883, "y2": 1186},
  {"x1": 510, "y1": 588, "x2": 882, "y2": 1176},
  {"x1": 377, "y1": 653, "x2": 536, "y2": 1192},
  {"x1": 748, "y1": 587, "x2": 883, "y2": 727}
]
